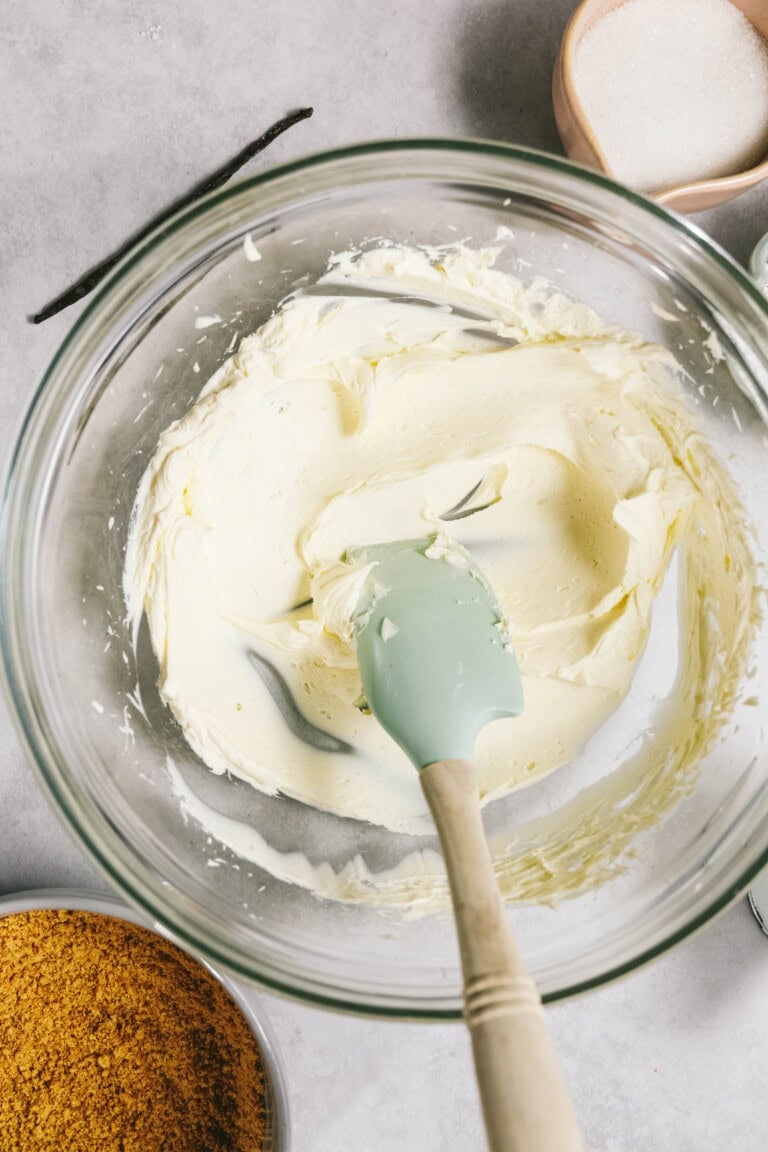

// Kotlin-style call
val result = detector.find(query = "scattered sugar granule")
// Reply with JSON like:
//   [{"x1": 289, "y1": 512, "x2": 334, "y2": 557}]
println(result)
[{"x1": 573, "y1": 0, "x2": 768, "y2": 192}]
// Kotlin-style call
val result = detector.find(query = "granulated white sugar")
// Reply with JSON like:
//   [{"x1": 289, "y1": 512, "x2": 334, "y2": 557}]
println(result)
[{"x1": 573, "y1": 0, "x2": 768, "y2": 192}]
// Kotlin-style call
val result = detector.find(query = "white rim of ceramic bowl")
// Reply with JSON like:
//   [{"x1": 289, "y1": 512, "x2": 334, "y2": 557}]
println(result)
[{"x1": 0, "y1": 888, "x2": 291, "y2": 1152}]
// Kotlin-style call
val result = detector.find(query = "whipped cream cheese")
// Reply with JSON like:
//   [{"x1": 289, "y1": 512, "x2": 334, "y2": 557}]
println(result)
[{"x1": 126, "y1": 244, "x2": 758, "y2": 903}]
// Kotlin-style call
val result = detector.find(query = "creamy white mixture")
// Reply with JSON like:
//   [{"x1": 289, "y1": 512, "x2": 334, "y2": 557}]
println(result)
[{"x1": 126, "y1": 244, "x2": 757, "y2": 902}]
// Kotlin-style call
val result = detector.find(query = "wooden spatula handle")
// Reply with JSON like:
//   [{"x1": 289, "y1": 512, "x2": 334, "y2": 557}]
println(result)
[{"x1": 420, "y1": 759, "x2": 583, "y2": 1152}]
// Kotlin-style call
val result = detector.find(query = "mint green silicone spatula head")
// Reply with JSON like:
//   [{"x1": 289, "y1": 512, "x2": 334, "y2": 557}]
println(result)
[{"x1": 350, "y1": 537, "x2": 523, "y2": 768}]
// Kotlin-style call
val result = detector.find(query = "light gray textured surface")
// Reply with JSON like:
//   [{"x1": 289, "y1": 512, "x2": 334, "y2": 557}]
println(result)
[{"x1": 1, "y1": 2, "x2": 768, "y2": 1150}]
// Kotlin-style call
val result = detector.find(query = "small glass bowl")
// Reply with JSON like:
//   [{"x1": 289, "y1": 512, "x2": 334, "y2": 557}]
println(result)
[
  {"x1": 0, "y1": 889, "x2": 290, "y2": 1151},
  {"x1": 2, "y1": 141, "x2": 768, "y2": 1017}
]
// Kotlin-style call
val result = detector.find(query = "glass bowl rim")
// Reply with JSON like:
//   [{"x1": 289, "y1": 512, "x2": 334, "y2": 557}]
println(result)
[{"x1": 3, "y1": 136, "x2": 768, "y2": 1017}]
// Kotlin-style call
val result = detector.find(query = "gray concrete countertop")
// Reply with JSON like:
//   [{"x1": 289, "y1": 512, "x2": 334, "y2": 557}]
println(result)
[{"x1": 2, "y1": 2, "x2": 767, "y2": 1149}]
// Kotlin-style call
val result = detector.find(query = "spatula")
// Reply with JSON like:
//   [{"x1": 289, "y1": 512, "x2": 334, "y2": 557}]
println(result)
[{"x1": 348, "y1": 537, "x2": 584, "y2": 1152}]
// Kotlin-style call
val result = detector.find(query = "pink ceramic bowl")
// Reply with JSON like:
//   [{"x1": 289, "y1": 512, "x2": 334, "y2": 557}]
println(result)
[{"x1": 553, "y1": 0, "x2": 768, "y2": 212}]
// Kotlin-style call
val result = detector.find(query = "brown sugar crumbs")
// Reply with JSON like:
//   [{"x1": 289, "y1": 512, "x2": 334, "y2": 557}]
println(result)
[{"x1": 0, "y1": 909, "x2": 267, "y2": 1151}]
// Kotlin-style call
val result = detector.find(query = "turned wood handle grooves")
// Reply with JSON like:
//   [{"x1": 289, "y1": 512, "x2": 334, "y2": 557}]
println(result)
[
  {"x1": 464, "y1": 973, "x2": 542, "y2": 1027},
  {"x1": 421, "y1": 758, "x2": 584, "y2": 1152}
]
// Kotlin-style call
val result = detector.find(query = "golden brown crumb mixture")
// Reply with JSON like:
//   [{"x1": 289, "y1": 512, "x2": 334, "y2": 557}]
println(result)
[{"x1": 0, "y1": 909, "x2": 267, "y2": 1151}]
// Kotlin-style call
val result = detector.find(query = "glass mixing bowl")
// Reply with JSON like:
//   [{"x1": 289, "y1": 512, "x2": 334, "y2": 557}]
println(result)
[{"x1": 3, "y1": 141, "x2": 768, "y2": 1017}]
